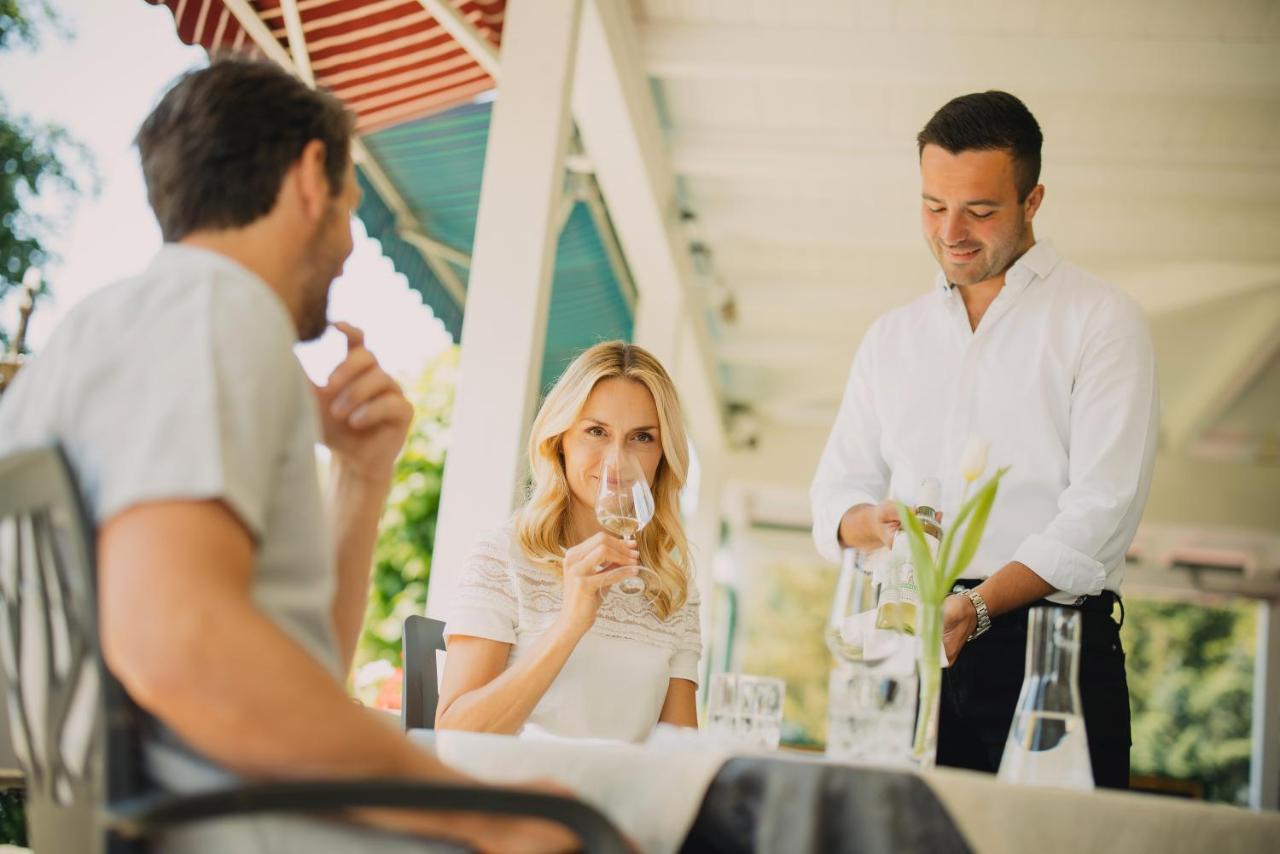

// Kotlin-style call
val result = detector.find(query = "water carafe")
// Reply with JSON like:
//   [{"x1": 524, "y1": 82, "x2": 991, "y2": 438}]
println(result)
[{"x1": 997, "y1": 606, "x2": 1094, "y2": 790}]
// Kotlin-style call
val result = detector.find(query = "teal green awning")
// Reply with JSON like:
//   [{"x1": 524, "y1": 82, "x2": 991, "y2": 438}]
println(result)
[{"x1": 355, "y1": 100, "x2": 633, "y2": 391}]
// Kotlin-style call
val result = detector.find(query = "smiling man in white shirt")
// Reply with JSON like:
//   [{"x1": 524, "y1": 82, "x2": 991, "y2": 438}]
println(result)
[{"x1": 811, "y1": 91, "x2": 1159, "y2": 788}]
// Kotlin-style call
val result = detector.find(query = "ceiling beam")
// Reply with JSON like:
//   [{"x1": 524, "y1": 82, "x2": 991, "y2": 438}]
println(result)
[
  {"x1": 641, "y1": 23, "x2": 1280, "y2": 96},
  {"x1": 572, "y1": 0, "x2": 726, "y2": 457},
  {"x1": 1164, "y1": 287, "x2": 1280, "y2": 452},
  {"x1": 666, "y1": 130, "x2": 1280, "y2": 184},
  {"x1": 417, "y1": 0, "x2": 501, "y2": 79},
  {"x1": 222, "y1": 0, "x2": 471, "y2": 313},
  {"x1": 278, "y1": 0, "x2": 315, "y2": 85}
]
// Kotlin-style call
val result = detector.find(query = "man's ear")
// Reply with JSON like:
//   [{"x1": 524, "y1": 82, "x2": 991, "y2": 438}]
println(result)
[
  {"x1": 293, "y1": 139, "x2": 332, "y2": 222},
  {"x1": 1024, "y1": 183, "x2": 1045, "y2": 223}
]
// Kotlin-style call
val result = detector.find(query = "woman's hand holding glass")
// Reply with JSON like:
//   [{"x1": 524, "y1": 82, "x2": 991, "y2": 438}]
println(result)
[
  {"x1": 558, "y1": 532, "x2": 639, "y2": 635},
  {"x1": 594, "y1": 451, "x2": 656, "y2": 594}
]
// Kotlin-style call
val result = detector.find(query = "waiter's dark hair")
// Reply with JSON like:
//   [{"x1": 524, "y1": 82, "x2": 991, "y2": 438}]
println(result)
[
  {"x1": 135, "y1": 58, "x2": 355, "y2": 242},
  {"x1": 917, "y1": 91, "x2": 1043, "y2": 202}
]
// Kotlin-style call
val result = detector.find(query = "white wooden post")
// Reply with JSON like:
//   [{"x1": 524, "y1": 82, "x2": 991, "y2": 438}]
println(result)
[
  {"x1": 426, "y1": 0, "x2": 583, "y2": 618},
  {"x1": 687, "y1": 444, "x2": 725, "y2": 690},
  {"x1": 1251, "y1": 599, "x2": 1280, "y2": 810}
]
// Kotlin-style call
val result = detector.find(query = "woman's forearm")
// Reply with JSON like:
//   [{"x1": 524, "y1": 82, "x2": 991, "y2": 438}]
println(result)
[{"x1": 436, "y1": 620, "x2": 585, "y2": 733}]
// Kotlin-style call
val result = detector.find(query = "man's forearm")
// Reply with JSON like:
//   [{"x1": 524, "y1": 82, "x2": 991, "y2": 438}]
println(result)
[
  {"x1": 127, "y1": 589, "x2": 454, "y2": 784},
  {"x1": 972, "y1": 561, "x2": 1056, "y2": 618},
  {"x1": 328, "y1": 461, "x2": 392, "y2": 676}
]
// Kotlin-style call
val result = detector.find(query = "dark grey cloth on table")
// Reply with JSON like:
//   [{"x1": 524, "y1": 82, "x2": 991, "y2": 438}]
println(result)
[{"x1": 679, "y1": 757, "x2": 972, "y2": 854}]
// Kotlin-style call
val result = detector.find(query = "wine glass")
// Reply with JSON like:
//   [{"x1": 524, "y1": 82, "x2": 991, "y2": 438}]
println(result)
[{"x1": 594, "y1": 450, "x2": 655, "y2": 595}]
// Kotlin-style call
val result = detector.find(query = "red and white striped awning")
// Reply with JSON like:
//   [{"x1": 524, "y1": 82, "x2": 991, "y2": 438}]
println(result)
[{"x1": 145, "y1": 0, "x2": 504, "y2": 133}]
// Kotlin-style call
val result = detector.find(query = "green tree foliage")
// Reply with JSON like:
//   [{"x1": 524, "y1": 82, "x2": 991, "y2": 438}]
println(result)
[
  {"x1": 733, "y1": 548, "x2": 1259, "y2": 801},
  {"x1": 354, "y1": 346, "x2": 457, "y2": 671},
  {"x1": 737, "y1": 553, "x2": 838, "y2": 747},
  {"x1": 0, "y1": 0, "x2": 95, "y2": 351},
  {"x1": 1123, "y1": 597, "x2": 1256, "y2": 805}
]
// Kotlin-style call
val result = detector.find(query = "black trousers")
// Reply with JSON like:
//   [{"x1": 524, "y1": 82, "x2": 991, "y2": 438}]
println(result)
[{"x1": 936, "y1": 586, "x2": 1131, "y2": 789}]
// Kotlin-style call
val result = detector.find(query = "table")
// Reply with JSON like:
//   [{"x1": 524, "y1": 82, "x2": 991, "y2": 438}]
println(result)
[{"x1": 409, "y1": 730, "x2": 1280, "y2": 854}]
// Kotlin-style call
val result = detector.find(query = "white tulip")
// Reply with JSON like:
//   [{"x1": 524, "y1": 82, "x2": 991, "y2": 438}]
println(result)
[{"x1": 960, "y1": 438, "x2": 989, "y2": 484}]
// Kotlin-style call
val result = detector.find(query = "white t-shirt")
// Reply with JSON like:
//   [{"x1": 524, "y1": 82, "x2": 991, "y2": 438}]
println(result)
[
  {"x1": 445, "y1": 523, "x2": 701, "y2": 742},
  {"x1": 0, "y1": 244, "x2": 338, "y2": 791}
]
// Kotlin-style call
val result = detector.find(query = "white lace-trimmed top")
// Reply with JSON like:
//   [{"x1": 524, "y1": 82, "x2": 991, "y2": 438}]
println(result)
[{"x1": 444, "y1": 522, "x2": 702, "y2": 742}]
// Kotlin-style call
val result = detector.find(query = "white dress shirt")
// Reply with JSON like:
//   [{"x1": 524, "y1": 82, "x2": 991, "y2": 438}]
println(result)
[{"x1": 811, "y1": 241, "x2": 1159, "y2": 603}]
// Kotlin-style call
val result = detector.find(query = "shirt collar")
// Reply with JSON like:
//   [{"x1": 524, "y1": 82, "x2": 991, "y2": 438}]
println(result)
[{"x1": 935, "y1": 239, "x2": 1060, "y2": 300}]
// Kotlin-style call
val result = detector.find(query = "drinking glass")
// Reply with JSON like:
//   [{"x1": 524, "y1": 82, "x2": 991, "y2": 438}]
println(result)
[
  {"x1": 706, "y1": 673, "x2": 785, "y2": 750},
  {"x1": 826, "y1": 548, "x2": 916, "y2": 766},
  {"x1": 594, "y1": 450, "x2": 655, "y2": 595}
]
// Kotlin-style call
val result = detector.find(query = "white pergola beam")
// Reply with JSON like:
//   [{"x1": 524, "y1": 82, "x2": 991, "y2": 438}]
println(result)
[
  {"x1": 684, "y1": 195, "x2": 1280, "y2": 261},
  {"x1": 278, "y1": 0, "x2": 315, "y2": 85},
  {"x1": 641, "y1": 23, "x2": 1280, "y2": 96},
  {"x1": 1165, "y1": 288, "x2": 1280, "y2": 452},
  {"x1": 665, "y1": 130, "x2": 1280, "y2": 180},
  {"x1": 1252, "y1": 599, "x2": 1280, "y2": 810},
  {"x1": 418, "y1": 0, "x2": 501, "y2": 80},
  {"x1": 427, "y1": 0, "x2": 582, "y2": 618},
  {"x1": 572, "y1": 0, "x2": 726, "y2": 460}
]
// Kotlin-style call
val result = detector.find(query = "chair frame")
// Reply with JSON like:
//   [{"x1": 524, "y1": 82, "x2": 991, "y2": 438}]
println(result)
[
  {"x1": 401, "y1": 614, "x2": 446, "y2": 731},
  {"x1": 0, "y1": 446, "x2": 626, "y2": 853}
]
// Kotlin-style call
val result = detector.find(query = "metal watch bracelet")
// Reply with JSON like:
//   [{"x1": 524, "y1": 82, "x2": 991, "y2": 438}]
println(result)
[{"x1": 961, "y1": 588, "x2": 991, "y2": 641}]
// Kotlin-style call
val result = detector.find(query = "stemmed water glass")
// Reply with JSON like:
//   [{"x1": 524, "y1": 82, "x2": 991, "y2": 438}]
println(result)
[{"x1": 594, "y1": 450, "x2": 655, "y2": 595}]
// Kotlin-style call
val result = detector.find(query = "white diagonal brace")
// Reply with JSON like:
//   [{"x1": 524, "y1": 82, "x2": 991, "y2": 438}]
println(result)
[
  {"x1": 1166, "y1": 287, "x2": 1280, "y2": 452},
  {"x1": 278, "y1": 0, "x2": 315, "y2": 85},
  {"x1": 572, "y1": 0, "x2": 726, "y2": 458},
  {"x1": 392, "y1": 228, "x2": 470, "y2": 270},
  {"x1": 395, "y1": 229, "x2": 468, "y2": 306},
  {"x1": 418, "y1": 0, "x2": 500, "y2": 80},
  {"x1": 222, "y1": 0, "x2": 470, "y2": 312}
]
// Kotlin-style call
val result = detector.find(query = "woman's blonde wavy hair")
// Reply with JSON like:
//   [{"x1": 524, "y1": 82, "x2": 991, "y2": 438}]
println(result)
[{"x1": 516, "y1": 341, "x2": 691, "y2": 621}]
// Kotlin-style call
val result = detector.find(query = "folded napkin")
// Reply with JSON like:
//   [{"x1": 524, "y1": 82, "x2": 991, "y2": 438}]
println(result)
[
  {"x1": 411, "y1": 728, "x2": 729, "y2": 854},
  {"x1": 840, "y1": 609, "x2": 950, "y2": 667}
]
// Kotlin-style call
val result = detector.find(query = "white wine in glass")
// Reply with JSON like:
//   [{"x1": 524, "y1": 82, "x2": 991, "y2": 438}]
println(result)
[{"x1": 594, "y1": 451, "x2": 655, "y2": 595}]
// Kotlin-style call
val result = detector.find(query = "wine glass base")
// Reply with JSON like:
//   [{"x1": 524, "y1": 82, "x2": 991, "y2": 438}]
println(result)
[
  {"x1": 616, "y1": 576, "x2": 646, "y2": 595},
  {"x1": 613, "y1": 565, "x2": 655, "y2": 595}
]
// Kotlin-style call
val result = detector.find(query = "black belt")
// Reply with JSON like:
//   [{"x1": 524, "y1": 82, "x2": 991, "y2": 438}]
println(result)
[{"x1": 950, "y1": 578, "x2": 1124, "y2": 626}]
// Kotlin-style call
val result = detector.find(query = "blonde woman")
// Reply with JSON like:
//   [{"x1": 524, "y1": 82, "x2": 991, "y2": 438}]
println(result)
[{"x1": 436, "y1": 341, "x2": 700, "y2": 741}]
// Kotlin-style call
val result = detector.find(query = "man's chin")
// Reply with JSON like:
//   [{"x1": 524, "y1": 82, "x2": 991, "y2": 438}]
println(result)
[{"x1": 298, "y1": 313, "x2": 329, "y2": 342}]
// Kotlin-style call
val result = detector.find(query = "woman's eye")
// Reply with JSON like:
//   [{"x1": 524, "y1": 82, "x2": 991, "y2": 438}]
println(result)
[
  {"x1": 633, "y1": 432, "x2": 655, "y2": 443},
  {"x1": 587, "y1": 426, "x2": 606, "y2": 437}
]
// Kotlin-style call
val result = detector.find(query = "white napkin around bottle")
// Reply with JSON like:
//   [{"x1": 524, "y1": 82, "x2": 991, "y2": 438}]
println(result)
[{"x1": 839, "y1": 609, "x2": 950, "y2": 667}]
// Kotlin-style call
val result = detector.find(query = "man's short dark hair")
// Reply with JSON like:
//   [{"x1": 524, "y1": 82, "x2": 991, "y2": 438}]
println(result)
[
  {"x1": 136, "y1": 59, "x2": 355, "y2": 242},
  {"x1": 917, "y1": 91, "x2": 1043, "y2": 202}
]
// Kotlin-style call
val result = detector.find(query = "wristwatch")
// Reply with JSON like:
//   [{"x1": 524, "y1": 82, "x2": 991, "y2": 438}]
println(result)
[{"x1": 960, "y1": 588, "x2": 991, "y2": 641}]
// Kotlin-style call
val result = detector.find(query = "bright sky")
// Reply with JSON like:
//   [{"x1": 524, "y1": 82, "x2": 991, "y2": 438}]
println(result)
[{"x1": 0, "y1": 0, "x2": 453, "y2": 383}]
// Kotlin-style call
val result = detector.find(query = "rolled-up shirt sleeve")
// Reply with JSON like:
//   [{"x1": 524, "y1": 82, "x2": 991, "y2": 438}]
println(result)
[
  {"x1": 1013, "y1": 294, "x2": 1159, "y2": 597},
  {"x1": 810, "y1": 321, "x2": 891, "y2": 565}
]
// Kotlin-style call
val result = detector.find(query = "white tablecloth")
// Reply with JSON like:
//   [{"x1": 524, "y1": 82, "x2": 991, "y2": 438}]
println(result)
[{"x1": 411, "y1": 728, "x2": 1280, "y2": 854}]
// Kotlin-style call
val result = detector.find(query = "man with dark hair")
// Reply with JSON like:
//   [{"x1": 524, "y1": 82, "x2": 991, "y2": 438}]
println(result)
[
  {"x1": 812, "y1": 91, "x2": 1158, "y2": 787},
  {"x1": 0, "y1": 59, "x2": 575, "y2": 852}
]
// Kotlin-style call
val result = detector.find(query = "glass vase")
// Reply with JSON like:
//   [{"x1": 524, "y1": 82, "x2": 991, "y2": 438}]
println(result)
[{"x1": 912, "y1": 600, "x2": 943, "y2": 768}]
